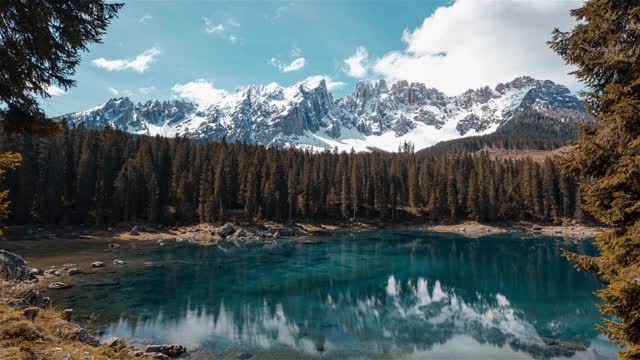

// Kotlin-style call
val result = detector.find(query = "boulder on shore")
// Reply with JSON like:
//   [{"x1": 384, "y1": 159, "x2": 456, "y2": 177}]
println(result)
[
  {"x1": 145, "y1": 344, "x2": 187, "y2": 358},
  {"x1": 61, "y1": 308, "x2": 73, "y2": 321},
  {"x1": 23, "y1": 289, "x2": 47, "y2": 307},
  {"x1": 130, "y1": 225, "x2": 140, "y2": 236},
  {"x1": 23, "y1": 307, "x2": 39, "y2": 321},
  {"x1": 218, "y1": 223, "x2": 235, "y2": 238},
  {"x1": 8, "y1": 298, "x2": 26, "y2": 308},
  {"x1": 104, "y1": 336, "x2": 126, "y2": 348},
  {"x1": 113, "y1": 259, "x2": 125, "y2": 265},
  {"x1": 29, "y1": 267, "x2": 44, "y2": 276},
  {"x1": 278, "y1": 226, "x2": 295, "y2": 237},
  {"x1": 91, "y1": 261, "x2": 105, "y2": 268},
  {"x1": 0, "y1": 249, "x2": 31, "y2": 281},
  {"x1": 44, "y1": 268, "x2": 58, "y2": 276}
]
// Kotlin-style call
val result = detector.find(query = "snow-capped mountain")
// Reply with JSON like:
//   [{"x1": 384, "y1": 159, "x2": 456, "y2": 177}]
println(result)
[{"x1": 60, "y1": 76, "x2": 586, "y2": 152}]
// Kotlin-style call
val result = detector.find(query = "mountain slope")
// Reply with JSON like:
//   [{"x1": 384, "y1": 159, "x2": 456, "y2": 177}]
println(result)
[{"x1": 60, "y1": 76, "x2": 587, "y2": 152}]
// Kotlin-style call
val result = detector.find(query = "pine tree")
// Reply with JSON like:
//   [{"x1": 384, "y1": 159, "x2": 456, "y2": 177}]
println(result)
[
  {"x1": 550, "y1": 1, "x2": 640, "y2": 356},
  {"x1": 213, "y1": 153, "x2": 226, "y2": 220},
  {"x1": 467, "y1": 170, "x2": 480, "y2": 221},
  {"x1": 0, "y1": 1, "x2": 122, "y2": 131},
  {"x1": 446, "y1": 161, "x2": 457, "y2": 223},
  {"x1": 351, "y1": 159, "x2": 359, "y2": 219},
  {"x1": 340, "y1": 170, "x2": 350, "y2": 219},
  {"x1": 287, "y1": 167, "x2": 297, "y2": 221}
]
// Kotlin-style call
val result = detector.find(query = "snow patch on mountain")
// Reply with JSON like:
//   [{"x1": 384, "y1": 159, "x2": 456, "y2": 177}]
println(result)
[{"x1": 60, "y1": 76, "x2": 585, "y2": 152}]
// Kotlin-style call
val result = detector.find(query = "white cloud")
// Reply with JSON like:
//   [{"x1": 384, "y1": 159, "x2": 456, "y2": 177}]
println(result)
[
  {"x1": 46, "y1": 84, "x2": 66, "y2": 96},
  {"x1": 344, "y1": 47, "x2": 369, "y2": 78},
  {"x1": 372, "y1": 0, "x2": 582, "y2": 94},
  {"x1": 205, "y1": 21, "x2": 224, "y2": 34},
  {"x1": 108, "y1": 87, "x2": 119, "y2": 96},
  {"x1": 303, "y1": 75, "x2": 345, "y2": 90},
  {"x1": 282, "y1": 57, "x2": 306, "y2": 72},
  {"x1": 204, "y1": 18, "x2": 239, "y2": 43},
  {"x1": 271, "y1": 57, "x2": 306, "y2": 73},
  {"x1": 138, "y1": 14, "x2": 152, "y2": 24},
  {"x1": 92, "y1": 47, "x2": 160, "y2": 73},
  {"x1": 171, "y1": 79, "x2": 227, "y2": 106}
]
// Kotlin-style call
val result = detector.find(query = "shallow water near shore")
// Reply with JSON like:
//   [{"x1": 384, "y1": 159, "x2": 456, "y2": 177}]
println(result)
[{"x1": 3, "y1": 230, "x2": 617, "y2": 359}]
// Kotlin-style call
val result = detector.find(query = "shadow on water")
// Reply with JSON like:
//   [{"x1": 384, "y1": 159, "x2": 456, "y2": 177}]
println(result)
[{"x1": 10, "y1": 230, "x2": 617, "y2": 359}]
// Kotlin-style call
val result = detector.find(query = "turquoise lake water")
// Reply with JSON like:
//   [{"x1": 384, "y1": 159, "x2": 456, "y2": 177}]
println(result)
[{"x1": 9, "y1": 230, "x2": 617, "y2": 359}]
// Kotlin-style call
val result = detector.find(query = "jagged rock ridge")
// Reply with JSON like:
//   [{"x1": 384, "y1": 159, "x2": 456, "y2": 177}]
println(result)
[{"x1": 61, "y1": 76, "x2": 586, "y2": 152}]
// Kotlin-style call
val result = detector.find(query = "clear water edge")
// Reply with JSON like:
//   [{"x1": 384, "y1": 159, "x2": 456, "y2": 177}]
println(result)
[{"x1": 2, "y1": 230, "x2": 618, "y2": 359}]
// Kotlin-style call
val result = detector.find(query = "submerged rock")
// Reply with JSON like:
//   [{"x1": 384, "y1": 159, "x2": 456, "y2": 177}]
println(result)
[
  {"x1": 48, "y1": 281, "x2": 72, "y2": 290},
  {"x1": 67, "y1": 267, "x2": 82, "y2": 275},
  {"x1": 144, "y1": 262, "x2": 164, "y2": 269},
  {"x1": 141, "y1": 353, "x2": 169, "y2": 360},
  {"x1": 145, "y1": 344, "x2": 186, "y2": 358},
  {"x1": 0, "y1": 249, "x2": 31, "y2": 280},
  {"x1": 238, "y1": 353, "x2": 254, "y2": 360},
  {"x1": 113, "y1": 259, "x2": 125, "y2": 265},
  {"x1": 108, "y1": 243, "x2": 121, "y2": 249}
]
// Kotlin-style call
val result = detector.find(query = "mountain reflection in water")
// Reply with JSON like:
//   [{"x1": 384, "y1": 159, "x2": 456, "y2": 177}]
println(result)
[{"x1": 48, "y1": 231, "x2": 617, "y2": 359}]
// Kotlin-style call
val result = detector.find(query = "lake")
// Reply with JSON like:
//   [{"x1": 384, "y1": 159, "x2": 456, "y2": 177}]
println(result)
[{"x1": 3, "y1": 230, "x2": 617, "y2": 359}]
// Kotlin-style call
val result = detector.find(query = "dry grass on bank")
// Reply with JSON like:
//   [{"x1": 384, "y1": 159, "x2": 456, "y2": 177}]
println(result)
[{"x1": 0, "y1": 303, "x2": 135, "y2": 360}]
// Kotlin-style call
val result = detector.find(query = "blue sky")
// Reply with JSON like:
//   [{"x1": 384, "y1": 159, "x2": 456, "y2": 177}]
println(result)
[{"x1": 41, "y1": 0, "x2": 582, "y2": 116}]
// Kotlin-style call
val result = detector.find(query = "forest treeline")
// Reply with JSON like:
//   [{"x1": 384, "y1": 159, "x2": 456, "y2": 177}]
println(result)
[
  {"x1": 1, "y1": 124, "x2": 584, "y2": 226},
  {"x1": 422, "y1": 111, "x2": 583, "y2": 155}
]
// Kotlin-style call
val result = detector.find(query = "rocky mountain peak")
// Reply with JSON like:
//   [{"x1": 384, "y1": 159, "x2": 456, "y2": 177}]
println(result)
[{"x1": 61, "y1": 76, "x2": 586, "y2": 152}]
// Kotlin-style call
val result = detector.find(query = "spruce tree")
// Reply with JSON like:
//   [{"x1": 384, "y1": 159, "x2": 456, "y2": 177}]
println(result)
[{"x1": 550, "y1": 1, "x2": 640, "y2": 357}]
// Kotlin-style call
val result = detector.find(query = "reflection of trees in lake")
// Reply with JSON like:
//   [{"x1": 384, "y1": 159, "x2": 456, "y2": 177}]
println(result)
[{"x1": 59, "y1": 232, "x2": 603, "y2": 358}]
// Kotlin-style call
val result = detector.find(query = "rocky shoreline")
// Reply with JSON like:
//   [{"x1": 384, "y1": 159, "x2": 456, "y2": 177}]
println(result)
[
  {"x1": 0, "y1": 249, "x2": 189, "y2": 360},
  {"x1": 5, "y1": 219, "x2": 601, "y2": 247}
]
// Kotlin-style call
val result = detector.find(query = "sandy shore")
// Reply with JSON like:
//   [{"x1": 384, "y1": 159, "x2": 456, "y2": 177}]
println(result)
[{"x1": 5, "y1": 219, "x2": 601, "y2": 247}]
